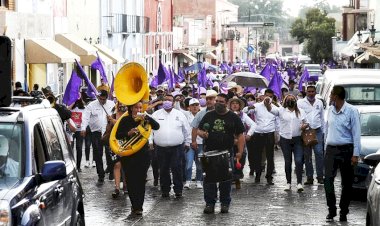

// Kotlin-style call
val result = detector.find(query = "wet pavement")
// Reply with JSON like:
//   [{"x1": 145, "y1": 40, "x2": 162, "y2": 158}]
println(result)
[{"x1": 78, "y1": 150, "x2": 367, "y2": 225}]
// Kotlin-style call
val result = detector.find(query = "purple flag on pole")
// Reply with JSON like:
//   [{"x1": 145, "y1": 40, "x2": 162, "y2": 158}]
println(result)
[
  {"x1": 260, "y1": 64, "x2": 271, "y2": 81},
  {"x1": 298, "y1": 68, "x2": 310, "y2": 91},
  {"x1": 157, "y1": 62, "x2": 167, "y2": 85},
  {"x1": 75, "y1": 59, "x2": 98, "y2": 99},
  {"x1": 167, "y1": 65, "x2": 174, "y2": 90},
  {"x1": 198, "y1": 67, "x2": 208, "y2": 88},
  {"x1": 268, "y1": 70, "x2": 283, "y2": 99},
  {"x1": 91, "y1": 52, "x2": 108, "y2": 83},
  {"x1": 177, "y1": 68, "x2": 185, "y2": 83},
  {"x1": 62, "y1": 69, "x2": 82, "y2": 106}
]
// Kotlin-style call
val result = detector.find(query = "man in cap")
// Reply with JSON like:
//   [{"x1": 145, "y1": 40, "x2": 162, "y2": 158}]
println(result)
[{"x1": 0, "y1": 135, "x2": 19, "y2": 177}]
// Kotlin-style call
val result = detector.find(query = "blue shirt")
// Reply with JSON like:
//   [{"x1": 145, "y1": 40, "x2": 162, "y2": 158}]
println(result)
[{"x1": 325, "y1": 102, "x2": 361, "y2": 156}]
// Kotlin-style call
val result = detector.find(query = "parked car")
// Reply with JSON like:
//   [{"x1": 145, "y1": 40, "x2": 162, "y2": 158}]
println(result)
[
  {"x1": 364, "y1": 150, "x2": 380, "y2": 226},
  {"x1": 352, "y1": 106, "x2": 380, "y2": 190},
  {"x1": 0, "y1": 97, "x2": 85, "y2": 225}
]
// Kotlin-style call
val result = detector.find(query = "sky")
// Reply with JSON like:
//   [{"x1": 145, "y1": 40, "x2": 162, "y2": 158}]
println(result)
[{"x1": 282, "y1": 0, "x2": 349, "y2": 17}]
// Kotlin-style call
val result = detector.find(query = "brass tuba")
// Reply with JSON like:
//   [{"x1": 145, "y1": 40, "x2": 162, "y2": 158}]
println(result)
[{"x1": 109, "y1": 62, "x2": 152, "y2": 157}]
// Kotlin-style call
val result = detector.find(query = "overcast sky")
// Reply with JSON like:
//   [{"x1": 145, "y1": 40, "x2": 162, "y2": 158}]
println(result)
[{"x1": 282, "y1": 0, "x2": 349, "y2": 17}]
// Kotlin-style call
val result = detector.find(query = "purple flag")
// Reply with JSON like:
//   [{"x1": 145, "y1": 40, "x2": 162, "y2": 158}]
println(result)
[
  {"x1": 260, "y1": 64, "x2": 271, "y2": 81},
  {"x1": 91, "y1": 53, "x2": 108, "y2": 83},
  {"x1": 268, "y1": 70, "x2": 283, "y2": 100},
  {"x1": 75, "y1": 59, "x2": 97, "y2": 99},
  {"x1": 167, "y1": 65, "x2": 174, "y2": 90},
  {"x1": 298, "y1": 68, "x2": 310, "y2": 91},
  {"x1": 198, "y1": 67, "x2": 208, "y2": 88},
  {"x1": 177, "y1": 68, "x2": 185, "y2": 83},
  {"x1": 62, "y1": 69, "x2": 81, "y2": 106},
  {"x1": 157, "y1": 62, "x2": 167, "y2": 85}
]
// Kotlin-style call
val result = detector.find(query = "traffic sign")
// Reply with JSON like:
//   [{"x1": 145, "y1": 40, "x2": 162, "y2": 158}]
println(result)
[
  {"x1": 247, "y1": 45, "x2": 254, "y2": 53},
  {"x1": 263, "y1": 22, "x2": 275, "y2": 26}
]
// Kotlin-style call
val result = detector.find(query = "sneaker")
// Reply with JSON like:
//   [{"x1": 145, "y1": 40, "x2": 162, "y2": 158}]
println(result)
[
  {"x1": 326, "y1": 213, "x2": 336, "y2": 222},
  {"x1": 175, "y1": 193, "x2": 182, "y2": 198},
  {"x1": 184, "y1": 181, "x2": 191, "y2": 189},
  {"x1": 339, "y1": 214, "x2": 347, "y2": 222},
  {"x1": 131, "y1": 208, "x2": 143, "y2": 215},
  {"x1": 284, "y1": 183, "x2": 291, "y2": 191},
  {"x1": 96, "y1": 178, "x2": 104, "y2": 186},
  {"x1": 220, "y1": 204, "x2": 229, "y2": 213},
  {"x1": 112, "y1": 189, "x2": 120, "y2": 198},
  {"x1": 304, "y1": 178, "x2": 313, "y2": 185},
  {"x1": 297, "y1": 183, "x2": 304, "y2": 192},
  {"x1": 92, "y1": 161, "x2": 96, "y2": 167},
  {"x1": 196, "y1": 181, "x2": 203, "y2": 189},
  {"x1": 203, "y1": 205, "x2": 215, "y2": 214},
  {"x1": 235, "y1": 179, "x2": 241, "y2": 189},
  {"x1": 84, "y1": 161, "x2": 91, "y2": 168},
  {"x1": 317, "y1": 177, "x2": 324, "y2": 184},
  {"x1": 267, "y1": 178, "x2": 274, "y2": 185}
]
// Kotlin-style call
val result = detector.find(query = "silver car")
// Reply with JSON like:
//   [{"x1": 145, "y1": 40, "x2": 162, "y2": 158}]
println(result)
[{"x1": 364, "y1": 150, "x2": 380, "y2": 226}]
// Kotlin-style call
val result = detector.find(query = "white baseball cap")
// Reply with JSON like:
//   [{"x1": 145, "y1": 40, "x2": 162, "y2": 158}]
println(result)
[
  {"x1": 0, "y1": 135, "x2": 9, "y2": 156},
  {"x1": 205, "y1": 90, "x2": 218, "y2": 98},
  {"x1": 189, "y1": 98, "x2": 200, "y2": 105}
]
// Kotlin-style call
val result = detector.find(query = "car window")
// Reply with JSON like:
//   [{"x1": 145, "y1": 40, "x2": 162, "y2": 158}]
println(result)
[
  {"x1": 343, "y1": 85, "x2": 380, "y2": 104},
  {"x1": 40, "y1": 118, "x2": 63, "y2": 161},
  {"x1": 33, "y1": 124, "x2": 48, "y2": 173},
  {"x1": 361, "y1": 113, "x2": 380, "y2": 136},
  {"x1": 0, "y1": 123, "x2": 22, "y2": 178},
  {"x1": 51, "y1": 118, "x2": 71, "y2": 162}
]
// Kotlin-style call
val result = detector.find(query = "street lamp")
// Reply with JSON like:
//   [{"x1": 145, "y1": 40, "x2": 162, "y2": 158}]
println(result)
[
  {"x1": 357, "y1": 30, "x2": 362, "y2": 42},
  {"x1": 369, "y1": 22, "x2": 376, "y2": 44}
]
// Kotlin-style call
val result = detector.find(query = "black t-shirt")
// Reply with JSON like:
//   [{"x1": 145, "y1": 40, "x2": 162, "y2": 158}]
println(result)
[{"x1": 199, "y1": 110, "x2": 245, "y2": 152}]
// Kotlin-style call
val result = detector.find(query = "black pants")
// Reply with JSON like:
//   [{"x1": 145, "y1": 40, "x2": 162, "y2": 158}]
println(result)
[
  {"x1": 324, "y1": 144, "x2": 354, "y2": 216},
  {"x1": 91, "y1": 131, "x2": 105, "y2": 179},
  {"x1": 150, "y1": 147, "x2": 159, "y2": 181},
  {"x1": 246, "y1": 139, "x2": 255, "y2": 172},
  {"x1": 121, "y1": 148, "x2": 150, "y2": 211},
  {"x1": 73, "y1": 131, "x2": 83, "y2": 169},
  {"x1": 252, "y1": 132, "x2": 275, "y2": 179},
  {"x1": 84, "y1": 126, "x2": 92, "y2": 161}
]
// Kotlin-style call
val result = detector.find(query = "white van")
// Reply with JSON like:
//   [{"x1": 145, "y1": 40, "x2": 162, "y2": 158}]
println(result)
[{"x1": 319, "y1": 69, "x2": 380, "y2": 107}]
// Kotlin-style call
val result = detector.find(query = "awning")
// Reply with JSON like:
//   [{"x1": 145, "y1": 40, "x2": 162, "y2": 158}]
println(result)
[
  {"x1": 204, "y1": 52, "x2": 217, "y2": 60},
  {"x1": 340, "y1": 31, "x2": 370, "y2": 57},
  {"x1": 25, "y1": 39, "x2": 80, "y2": 64},
  {"x1": 94, "y1": 44, "x2": 124, "y2": 64},
  {"x1": 181, "y1": 53, "x2": 197, "y2": 63},
  {"x1": 81, "y1": 52, "x2": 113, "y2": 66},
  {"x1": 354, "y1": 51, "x2": 380, "y2": 64}
]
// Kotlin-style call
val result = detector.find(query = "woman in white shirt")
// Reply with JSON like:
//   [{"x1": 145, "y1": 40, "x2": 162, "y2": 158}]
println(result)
[
  {"x1": 264, "y1": 94, "x2": 308, "y2": 192},
  {"x1": 228, "y1": 97, "x2": 256, "y2": 189}
]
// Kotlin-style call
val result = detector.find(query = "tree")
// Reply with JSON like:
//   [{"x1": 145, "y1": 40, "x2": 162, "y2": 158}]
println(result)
[
  {"x1": 290, "y1": 8, "x2": 335, "y2": 62},
  {"x1": 258, "y1": 41, "x2": 270, "y2": 55}
]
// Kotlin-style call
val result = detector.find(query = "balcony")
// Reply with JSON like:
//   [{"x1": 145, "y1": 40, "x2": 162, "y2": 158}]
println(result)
[{"x1": 104, "y1": 13, "x2": 150, "y2": 34}]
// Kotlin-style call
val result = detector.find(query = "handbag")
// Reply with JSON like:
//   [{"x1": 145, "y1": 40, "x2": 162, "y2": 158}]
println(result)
[
  {"x1": 302, "y1": 128, "x2": 318, "y2": 146},
  {"x1": 101, "y1": 114, "x2": 116, "y2": 144}
]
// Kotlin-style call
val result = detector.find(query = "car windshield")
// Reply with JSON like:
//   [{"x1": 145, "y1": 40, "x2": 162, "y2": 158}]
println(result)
[
  {"x1": 0, "y1": 123, "x2": 23, "y2": 179},
  {"x1": 343, "y1": 85, "x2": 380, "y2": 105},
  {"x1": 361, "y1": 112, "x2": 380, "y2": 136}
]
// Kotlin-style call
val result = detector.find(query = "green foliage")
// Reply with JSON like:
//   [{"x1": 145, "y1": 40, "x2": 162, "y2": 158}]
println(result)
[
  {"x1": 290, "y1": 8, "x2": 335, "y2": 62},
  {"x1": 258, "y1": 41, "x2": 270, "y2": 55}
]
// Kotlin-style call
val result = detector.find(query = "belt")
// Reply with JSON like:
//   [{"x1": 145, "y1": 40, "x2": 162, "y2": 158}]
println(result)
[{"x1": 327, "y1": 144, "x2": 353, "y2": 149}]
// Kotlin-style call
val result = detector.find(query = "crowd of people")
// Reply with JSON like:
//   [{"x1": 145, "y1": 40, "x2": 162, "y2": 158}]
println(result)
[{"x1": 12, "y1": 59, "x2": 360, "y2": 222}]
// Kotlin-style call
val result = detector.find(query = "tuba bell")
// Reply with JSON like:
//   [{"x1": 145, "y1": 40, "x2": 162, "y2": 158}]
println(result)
[{"x1": 109, "y1": 62, "x2": 152, "y2": 157}]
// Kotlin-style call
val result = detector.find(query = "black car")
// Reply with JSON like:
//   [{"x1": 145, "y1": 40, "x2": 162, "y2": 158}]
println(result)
[{"x1": 0, "y1": 97, "x2": 85, "y2": 225}]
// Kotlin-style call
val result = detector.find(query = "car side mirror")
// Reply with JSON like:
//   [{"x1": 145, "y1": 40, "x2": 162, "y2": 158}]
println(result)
[{"x1": 41, "y1": 160, "x2": 67, "y2": 182}]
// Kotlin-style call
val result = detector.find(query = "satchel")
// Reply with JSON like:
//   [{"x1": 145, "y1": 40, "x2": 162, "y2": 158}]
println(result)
[{"x1": 302, "y1": 128, "x2": 318, "y2": 146}]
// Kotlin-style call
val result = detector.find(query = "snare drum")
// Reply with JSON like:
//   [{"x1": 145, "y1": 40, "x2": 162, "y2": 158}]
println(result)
[{"x1": 199, "y1": 150, "x2": 232, "y2": 183}]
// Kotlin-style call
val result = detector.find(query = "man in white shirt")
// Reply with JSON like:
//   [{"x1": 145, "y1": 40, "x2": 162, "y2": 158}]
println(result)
[
  {"x1": 251, "y1": 89, "x2": 278, "y2": 185},
  {"x1": 81, "y1": 90, "x2": 115, "y2": 185},
  {"x1": 297, "y1": 85, "x2": 325, "y2": 185},
  {"x1": 151, "y1": 94, "x2": 191, "y2": 198},
  {"x1": 0, "y1": 135, "x2": 19, "y2": 178}
]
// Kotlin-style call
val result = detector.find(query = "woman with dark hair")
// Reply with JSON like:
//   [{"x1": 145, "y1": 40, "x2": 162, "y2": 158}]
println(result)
[
  {"x1": 264, "y1": 94, "x2": 308, "y2": 192},
  {"x1": 115, "y1": 101, "x2": 160, "y2": 215}
]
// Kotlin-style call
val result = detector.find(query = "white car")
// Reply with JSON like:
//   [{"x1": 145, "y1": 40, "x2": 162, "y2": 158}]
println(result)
[{"x1": 364, "y1": 149, "x2": 380, "y2": 226}]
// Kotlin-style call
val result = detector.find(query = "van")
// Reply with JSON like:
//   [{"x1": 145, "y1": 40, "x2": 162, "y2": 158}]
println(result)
[
  {"x1": 320, "y1": 69, "x2": 380, "y2": 107},
  {"x1": 304, "y1": 64, "x2": 322, "y2": 82}
]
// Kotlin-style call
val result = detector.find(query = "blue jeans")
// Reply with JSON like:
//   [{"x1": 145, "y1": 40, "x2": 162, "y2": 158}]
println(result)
[
  {"x1": 279, "y1": 136, "x2": 303, "y2": 184},
  {"x1": 185, "y1": 145, "x2": 203, "y2": 181},
  {"x1": 304, "y1": 128, "x2": 324, "y2": 179},
  {"x1": 157, "y1": 145, "x2": 183, "y2": 194},
  {"x1": 203, "y1": 181, "x2": 231, "y2": 206}
]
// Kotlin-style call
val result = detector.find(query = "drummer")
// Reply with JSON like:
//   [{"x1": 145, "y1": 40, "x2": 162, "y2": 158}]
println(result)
[{"x1": 198, "y1": 93, "x2": 245, "y2": 214}]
